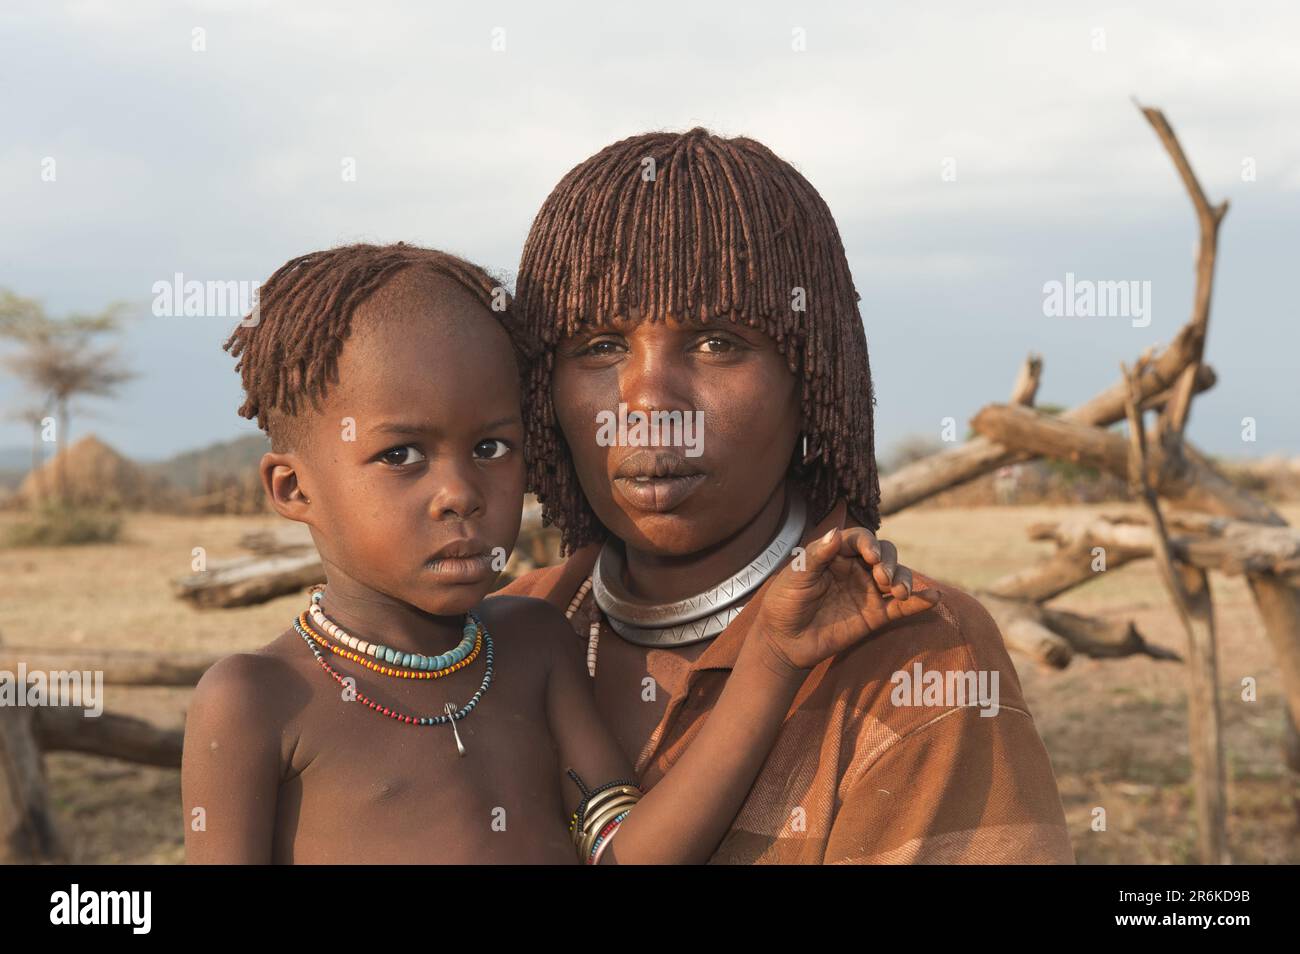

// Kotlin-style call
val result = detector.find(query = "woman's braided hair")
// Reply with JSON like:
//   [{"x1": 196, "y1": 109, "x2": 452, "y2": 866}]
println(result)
[{"x1": 515, "y1": 128, "x2": 880, "y2": 553}]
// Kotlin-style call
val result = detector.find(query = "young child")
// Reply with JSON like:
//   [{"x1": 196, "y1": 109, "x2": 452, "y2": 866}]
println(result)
[{"x1": 182, "y1": 242, "x2": 938, "y2": 864}]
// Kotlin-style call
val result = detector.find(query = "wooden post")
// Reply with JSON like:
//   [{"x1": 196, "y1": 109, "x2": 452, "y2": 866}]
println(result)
[
  {"x1": 0, "y1": 635, "x2": 65, "y2": 863},
  {"x1": 1122, "y1": 363, "x2": 1228, "y2": 863}
]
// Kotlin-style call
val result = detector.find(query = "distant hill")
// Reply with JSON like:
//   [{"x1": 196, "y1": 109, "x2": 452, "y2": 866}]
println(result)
[
  {"x1": 0, "y1": 436, "x2": 271, "y2": 496},
  {"x1": 143, "y1": 433, "x2": 269, "y2": 493},
  {"x1": 17, "y1": 435, "x2": 171, "y2": 509}
]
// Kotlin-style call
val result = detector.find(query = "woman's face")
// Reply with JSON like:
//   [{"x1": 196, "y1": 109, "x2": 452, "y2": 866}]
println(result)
[{"x1": 552, "y1": 313, "x2": 801, "y2": 556}]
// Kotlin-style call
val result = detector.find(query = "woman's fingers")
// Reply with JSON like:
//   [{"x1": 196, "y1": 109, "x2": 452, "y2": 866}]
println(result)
[
  {"x1": 889, "y1": 564, "x2": 913, "y2": 601},
  {"x1": 871, "y1": 538, "x2": 898, "y2": 593},
  {"x1": 801, "y1": 525, "x2": 929, "y2": 616},
  {"x1": 824, "y1": 528, "x2": 911, "y2": 599},
  {"x1": 798, "y1": 526, "x2": 841, "y2": 579},
  {"x1": 885, "y1": 587, "x2": 942, "y2": 621},
  {"x1": 839, "y1": 527, "x2": 882, "y2": 564}
]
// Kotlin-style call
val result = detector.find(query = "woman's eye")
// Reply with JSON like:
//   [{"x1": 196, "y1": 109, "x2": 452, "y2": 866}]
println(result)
[
  {"x1": 379, "y1": 445, "x2": 426, "y2": 467},
  {"x1": 698, "y1": 336, "x2": 736, "y2": 354},
  {"x1": 474, "y1": 439, "x2": 510, "y2": 460},
  {"x1": 576, "y1": 337, "x2": 625, "y2": 357}
]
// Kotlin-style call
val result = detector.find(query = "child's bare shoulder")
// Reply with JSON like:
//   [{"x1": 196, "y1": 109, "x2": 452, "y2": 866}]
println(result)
[
  {"x1": 187, "y1": 629, "x2": 314, "y2": 752},
  {"x1": 478, "y1": 594, "x2": 578, "y2": 664}
]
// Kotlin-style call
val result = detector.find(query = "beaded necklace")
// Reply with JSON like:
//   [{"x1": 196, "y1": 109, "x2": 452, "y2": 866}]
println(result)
[
  {"x1": 308, "y1": 588, "x2": 478, "y2": 673},
  {"x1": 297, "y1": 611, "x2": 483, "y2": 679},
  {"x1": 564, "y1": 576, "x2": 600, "y2": 677},
  {"x1": 294, "y1": 589, "x2": 494, "y2": 755}
]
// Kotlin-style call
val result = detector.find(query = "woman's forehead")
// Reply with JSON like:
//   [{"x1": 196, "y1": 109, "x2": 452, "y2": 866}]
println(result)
[{"x1": 565, "y1": 308, "x2": 764, "y2": 335}]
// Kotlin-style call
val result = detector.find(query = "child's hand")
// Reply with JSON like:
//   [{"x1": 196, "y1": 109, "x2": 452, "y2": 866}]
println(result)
[{"x1": 749, "y1": 526, "x2": 941, "y2": 676}]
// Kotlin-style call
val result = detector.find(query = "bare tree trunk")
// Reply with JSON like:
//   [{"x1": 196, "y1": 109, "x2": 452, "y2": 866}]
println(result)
[
  {"x1": 0, "y1": 708, "x2": 65, "y2": 863},
  {"x1": 0, "y1": 634, "x2": 65, "y2": 863},
  {"x1": 1244, "y1": 576, "x2": 1300, "y2": 819},
  {"x1": 57, "y1": 399, "x2": 70, "y2": 507},
  {"x1": 29, "y1": 419, "x2": 45, "y2": 508},
  {"x1": 1122, "y1": 362, "x2": 1228, "y2": 864},
  {"x1": 1176, "y1": 564, "x2": 1230, "y2": 863}
]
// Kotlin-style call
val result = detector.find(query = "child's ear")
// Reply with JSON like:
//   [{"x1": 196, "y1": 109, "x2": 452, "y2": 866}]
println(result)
[{"x1": 259, "y1": 451, "x2": 314, "y2": 524}]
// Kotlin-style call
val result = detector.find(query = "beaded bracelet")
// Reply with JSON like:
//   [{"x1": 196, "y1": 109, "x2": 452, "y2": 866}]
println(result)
[
  {"x1": 567, "y1": 769, "x2": 640, "y2": 829},
  {"x1": 566, "y1": 768, "x2": 642, "y2": 863},
  {"x1": 589, "y1": 809, "x2": 631, "y2": 864}
]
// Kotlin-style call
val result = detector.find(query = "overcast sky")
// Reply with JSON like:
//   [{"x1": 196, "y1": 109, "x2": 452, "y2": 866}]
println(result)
[{"x1": 2, "y1": 0, "x2": 1297, "y2": 462}]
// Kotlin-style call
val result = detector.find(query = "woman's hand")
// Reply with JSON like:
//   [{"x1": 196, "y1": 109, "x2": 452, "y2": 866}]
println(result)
[{"x1": 748, "y1": 526, "x2": 941, "y2": 676}]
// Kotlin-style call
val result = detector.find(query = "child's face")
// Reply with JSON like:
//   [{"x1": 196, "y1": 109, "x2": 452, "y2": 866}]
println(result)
[{"x1": 292, "y1": 271, "x2": 525, "y2": 616}]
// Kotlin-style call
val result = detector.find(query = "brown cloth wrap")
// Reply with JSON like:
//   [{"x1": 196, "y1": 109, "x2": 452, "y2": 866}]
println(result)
[{"x1": 495, "y1": 499, "x2": 1075, "y2": 864}]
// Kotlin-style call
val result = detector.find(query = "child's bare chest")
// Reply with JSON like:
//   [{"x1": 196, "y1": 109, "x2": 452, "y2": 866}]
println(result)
[{"x1": 273, "y1": 646, "x2": 574, "y2": 863}]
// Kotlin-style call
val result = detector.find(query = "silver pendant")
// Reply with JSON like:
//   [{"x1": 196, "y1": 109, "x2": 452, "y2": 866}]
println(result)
[{"x1": 445, "y1": 702, "x2": 466, "y2": 756}]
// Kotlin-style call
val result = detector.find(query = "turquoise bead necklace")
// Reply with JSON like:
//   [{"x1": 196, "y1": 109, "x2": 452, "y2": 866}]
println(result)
[
  {"x1": 295, "y1": 588, "x2": 494, "y2": 755},
  {"x1": 308, "y1": 588, "x2": 478, "y2": 672}
]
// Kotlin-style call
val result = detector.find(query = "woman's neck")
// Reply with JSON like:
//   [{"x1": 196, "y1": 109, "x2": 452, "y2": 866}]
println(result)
[
  {"x1": 312, "y1": 571, "x2": 470, "y2": 654},
  {"x1": 620, "y1": 482, "x2": 789, "y2": 604}
]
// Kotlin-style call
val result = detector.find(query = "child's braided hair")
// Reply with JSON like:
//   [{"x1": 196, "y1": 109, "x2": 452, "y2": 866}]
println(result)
[{"x1": 224, "y1": 242, "x2": 537, "y2": 452}]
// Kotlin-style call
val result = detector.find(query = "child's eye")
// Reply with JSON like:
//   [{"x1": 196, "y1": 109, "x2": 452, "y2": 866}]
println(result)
[
  {"x1": 473, "y1": 439, "x2": 511, "y2": 460},
  {"x1": 378, "y1": 445, "x2": 427, "y2": 467}
]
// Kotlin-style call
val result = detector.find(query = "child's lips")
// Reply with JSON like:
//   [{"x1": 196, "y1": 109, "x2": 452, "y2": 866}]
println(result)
[
  {"x1": 424, "y1": 553, "x2": 494, "y2": 583},
  {"x1": 424, "y1": 539, "x2": 493, "y2": 583}
]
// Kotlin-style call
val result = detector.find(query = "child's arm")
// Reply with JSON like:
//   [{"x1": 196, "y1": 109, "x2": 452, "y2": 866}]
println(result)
[
  {"x1": 182, "y1": 653, "x2": 286, "y2": 864},
  {"x1": 544, "y1": 525, "x2": 941, "y2": 864}
]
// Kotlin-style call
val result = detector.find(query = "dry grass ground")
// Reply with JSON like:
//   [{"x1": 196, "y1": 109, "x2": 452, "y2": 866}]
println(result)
[{"x1": 1, "y1": 504, "x2": 1297, "y2": 864}]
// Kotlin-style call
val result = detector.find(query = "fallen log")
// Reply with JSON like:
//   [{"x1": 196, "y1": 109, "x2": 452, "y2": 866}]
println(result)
[
  {"x1": 987, "y1": 517, "x2": 1151, "y2": 602},
  {"x1": 0, "y1": 648, "x2": 223, "y2": 687},
  {"x1": 1026, "y1": 511, "x2": 1300, "y2": 580},
  {"x1": 969, "y1": 403, "x2": 1280, "y2": 525},
  {"x1": 1040, "y1": 605, "x2": 1180, "y2": 661},
  {"x1": 174, "y1": 551, "x2": 324, "y2": 609},
  {"x1": 238, "y1": 524, "x2": 314, "y2": 555},
  {"x1": 976, "y1": 592, "x2": 1176, "y2": 668},
  {"x1": 879, "y1": 335, "x2": 1216, "y2": 515},
  {"x1": 32, "y1": 708, "x2": 183, "y2": 769}
]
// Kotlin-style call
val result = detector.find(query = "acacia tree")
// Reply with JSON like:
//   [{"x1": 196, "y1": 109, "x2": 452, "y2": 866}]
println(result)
[{"x1": 0, "y1": 291, "x2": 135, "y2": 506}]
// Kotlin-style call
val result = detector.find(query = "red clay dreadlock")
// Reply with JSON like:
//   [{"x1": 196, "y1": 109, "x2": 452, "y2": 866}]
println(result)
[
  {"x1": 223, "y1": 242, "x2": 537, "y2": 453},
  {"x1": 515, "y1": 128, "x2": 880, "y2": 553}
]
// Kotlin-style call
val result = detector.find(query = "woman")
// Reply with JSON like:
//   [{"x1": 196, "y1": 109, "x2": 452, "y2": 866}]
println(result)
[{"x1": 498, "y1": 128, "x2": 1074, "y2": 864}]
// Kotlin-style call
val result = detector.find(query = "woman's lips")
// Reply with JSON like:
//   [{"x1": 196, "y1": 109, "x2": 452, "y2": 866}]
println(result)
[
  {"x1": 613, "y1": 473, "x2": 707, "y2": 513},
  {"x1": 424, "y1": 554, "x2": 495, "y2": 583}
]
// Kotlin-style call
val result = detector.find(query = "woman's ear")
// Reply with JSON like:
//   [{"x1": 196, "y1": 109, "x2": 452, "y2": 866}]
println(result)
[{"x1": 259, "y1": 451, "x2": 314, "y2": 524}]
